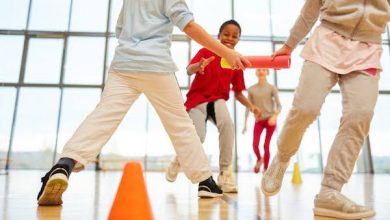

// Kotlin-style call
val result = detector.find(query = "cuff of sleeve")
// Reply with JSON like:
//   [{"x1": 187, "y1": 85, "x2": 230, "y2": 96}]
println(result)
[{"x1": 177, "y1": 14, "x2": 194, "y2": 31}]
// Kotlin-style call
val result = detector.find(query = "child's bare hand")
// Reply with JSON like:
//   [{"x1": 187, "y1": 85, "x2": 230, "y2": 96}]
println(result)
[
  {"x1": 271, "y1": 44, "x2": 293, "y2": 59},
  {"x1": 224, "y1": 49, "x2": 251, "y2": 70},
  {"x1": 198, "y1": 56, "x2": 215, "y2": 74}
]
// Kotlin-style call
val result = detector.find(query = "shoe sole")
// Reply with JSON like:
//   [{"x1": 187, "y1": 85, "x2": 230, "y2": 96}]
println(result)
[
  {"x1": 261, "y1": 176, "x2": 280, "y2": 197},
  {"x1": 198, "y1": 191, "x2": 223, "y2": 198},
  {"x1": 37, "y1": 174, "x2": 68, "y2": 206},
  {"x1": 314, "y1": 207, "x2": 375, "y2": 219}
]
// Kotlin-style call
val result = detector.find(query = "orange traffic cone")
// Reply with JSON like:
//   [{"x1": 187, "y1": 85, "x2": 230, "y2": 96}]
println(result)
[{"x1": 108, "y1": 162, "x2": 154, "y2": 220}]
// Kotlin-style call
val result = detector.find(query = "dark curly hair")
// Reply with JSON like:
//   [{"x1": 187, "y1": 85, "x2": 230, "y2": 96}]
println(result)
[{"x1": 218, "y1": 19, "x2": 242, "y2": 36}]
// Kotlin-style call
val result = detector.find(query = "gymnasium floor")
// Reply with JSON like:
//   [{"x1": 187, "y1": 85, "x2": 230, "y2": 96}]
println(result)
[{"x1": 0, "y1": 171, "x2": 389, "y2": 220}]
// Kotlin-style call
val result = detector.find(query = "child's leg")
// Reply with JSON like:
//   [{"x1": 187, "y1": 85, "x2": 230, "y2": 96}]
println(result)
[
  {"x1": 252, "y1": 120, "x2": 265, "y2": 162},
  {"x1": 314, "y1": 71, "x2": 378, "y2": 219},
  {"x1": 321, "y1": 71, "x2": 379, "y2": 191},
  {"x1": 263, "y1": 122, "x2": 276, "y2": 171},
  {"x1": 213, "y1": 99, "x2": 234, "y2": 172},
  {"x1": 262, "y1": 61, "x2": 337, "y2": 196},
  {"x1": 60, "y1": 72, "x2": 141, "y2": 171},
  {"x1": 211, "y1": 99, "x2": 238, "y2": 192},
  {"x1": 188, "y1": 103, "x2": 208, "y2": 143},
  {"x1": 277, "y1": 61, "x2": 337, "y2": 161},
  {"x1": 253, "y1": 120, "x2": 267, "y2": 173},
  {"x1": 38, "y1": 72, "x2": 141, "y2": 205},
  {"x1": 142, "y1": 73, "x2": 212, "y2": 183},
  {"x1": 165, "y1": 104, "x2": 208, "y2": 182}
]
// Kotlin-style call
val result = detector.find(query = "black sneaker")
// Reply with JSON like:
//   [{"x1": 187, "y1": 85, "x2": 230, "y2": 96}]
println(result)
[
  {"x1": 37, "y1": 164, "x2": 70, "y2": 206},
  {"x1": 198, "y1": 176, "x2": 223, "y2": 198}
]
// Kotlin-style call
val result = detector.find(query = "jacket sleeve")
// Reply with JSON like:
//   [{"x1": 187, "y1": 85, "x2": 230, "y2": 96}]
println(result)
[
  {"x1": 165, "y1": 0, "x2": 194, "y2": 31},
  {"x1": 285, "y1": 0, "x2": 322, "y2": 48}
]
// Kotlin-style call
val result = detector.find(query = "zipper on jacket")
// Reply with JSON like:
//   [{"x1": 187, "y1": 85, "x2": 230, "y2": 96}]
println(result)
[{"x1": 350, "y1": 0, "x2": 367, "y2": 38}]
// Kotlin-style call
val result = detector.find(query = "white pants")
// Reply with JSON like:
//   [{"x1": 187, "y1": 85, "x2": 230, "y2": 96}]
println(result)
[{"x1": 61, "y1": 71, "x2": 212, "y2": 183}]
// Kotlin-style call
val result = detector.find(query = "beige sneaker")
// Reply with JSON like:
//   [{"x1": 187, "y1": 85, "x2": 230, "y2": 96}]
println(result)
[
  {"x1": 261, "y1": 156, "x2": 289, "y2": 196},
  {"x1": 217, "y1": 171, "x2": 238, "y2": 193},
  {"x1": 165, "y1": 158, "x2": 180, "y2": 182},
  {"x1": 313, "y1": 190, "x2": 375, "y2": 219}
]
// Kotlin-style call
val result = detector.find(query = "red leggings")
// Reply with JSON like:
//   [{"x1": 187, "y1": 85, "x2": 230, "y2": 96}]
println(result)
[{"x1": 252, "y1": 119, "x2": 276, "y2": 170}]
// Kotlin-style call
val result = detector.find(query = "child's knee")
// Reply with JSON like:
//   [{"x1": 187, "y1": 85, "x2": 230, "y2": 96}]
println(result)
[
  {"x1": 291, "y1": 105, "x2": 320, "y2": 122},
  {"x1": 343, "y1": 109, "x2": 374, "y2": 126}
]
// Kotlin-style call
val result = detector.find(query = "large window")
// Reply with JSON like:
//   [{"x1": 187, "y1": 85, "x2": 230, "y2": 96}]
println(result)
[
  {"x1": 69, "y1": 0, "x2": 108, "y2": 32},
  {"x1": 0, "y1": 88, "x2": 16, "y2": 157},
  {"x1": 10, "y1": 88, "x2": 60, "y2": 169},
  {"x1": 0, "y1": 0, "x2": 30, "y2": 30},
  {"x1": 0, "y1": 35, "x2": 24, "y2": 83},
  {"x1": 56, "y1": 89, "x2": 101, "y2": 156},
  {"x1": 171, "y1": 42, "x2": 190, "y2": 88},
  {"x1": 64, "y1": 37, "x2": 106, "y2": 85},
  {"x1": 190, "y1": 0, "x2": 232, "y2": 35},
  {"x1": 276, "y1": 44, "x2": 305, "y2": 89},
  {"x1": 270, "y1": 0, "x2": 304, "y2": 37},
  {"x1": 1, "y1": 0, "x2": 389, "y2": 173},
  {"x1": 234, "y1": 0, "x2": 271, "y2": 36},
  {"x1": 24, "y1": 38, "x2": 64, "y2": 84},
  {"x1": 100, "y1": 94, "x2": 148, "y2": 170},
  {"x1": 28, "y1": 0, "x2": 70, "y2": 31},
  {"x1": 370, "y1": 95, "x2": 390, "y2": 173}
]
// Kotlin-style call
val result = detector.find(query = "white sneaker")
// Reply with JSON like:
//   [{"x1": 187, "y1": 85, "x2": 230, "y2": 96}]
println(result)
[
  {"x1": 218, "y1": 171, "x2": 238, "y2": 193},
  {"x1": 314, "y1": 189, "x2": 375, "y2": 219},
  {"x1": 165, "y1": 159, "x2": 180, "y2": 182},
  {"x1": 261, "y1": 156, "x2": 289, "y2": 196}
]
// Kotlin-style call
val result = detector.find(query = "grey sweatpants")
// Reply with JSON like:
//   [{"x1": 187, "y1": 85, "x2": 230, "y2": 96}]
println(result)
[
  {"x1": 277, "y1": 61, "x2": 379, "y2": 191},
  {"x1": 172, "y1": 99, "x2": 235, "y2": 172}
]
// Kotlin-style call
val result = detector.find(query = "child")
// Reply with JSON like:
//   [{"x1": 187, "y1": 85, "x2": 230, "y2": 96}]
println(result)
[
  {"x1": 242, "y1": 68, "x2": 281, "y2": 173},
  {"x1": 37, "y1": 0, "x2": 251, "y2": 205},
  {"x1": 261, "y1": 0, "x2": 390, "y2": 219},
  {"x1": 165, "y1": 20, "x2": 261, "y2": 193}
]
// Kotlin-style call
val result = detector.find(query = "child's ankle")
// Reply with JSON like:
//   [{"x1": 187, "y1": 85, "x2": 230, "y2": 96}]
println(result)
[{"x1": 319, "y1": 185, "x2": 338, "y2": 195}]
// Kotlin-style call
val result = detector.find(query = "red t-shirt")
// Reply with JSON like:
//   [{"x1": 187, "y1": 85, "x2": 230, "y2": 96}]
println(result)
[{"x1": 185, "y1": 48, "x2": 246, "y2": 111}]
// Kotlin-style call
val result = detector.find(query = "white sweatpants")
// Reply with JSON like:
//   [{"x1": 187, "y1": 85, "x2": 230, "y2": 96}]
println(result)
[{"x1": 61, "y1": 71, "x2": 212, "y2": 183}]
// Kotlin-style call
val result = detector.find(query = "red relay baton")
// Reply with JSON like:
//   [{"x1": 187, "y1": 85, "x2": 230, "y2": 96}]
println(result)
[{"x1": 221, "y1": 55, "x2": 290, "y2": 69}]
